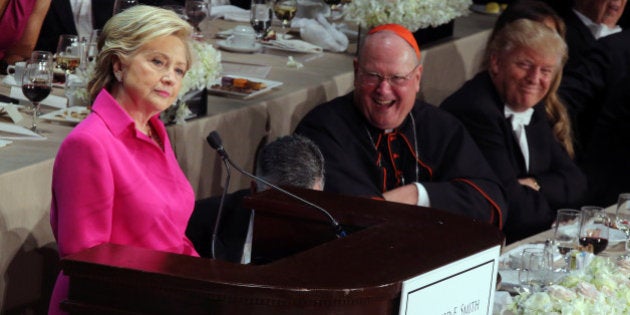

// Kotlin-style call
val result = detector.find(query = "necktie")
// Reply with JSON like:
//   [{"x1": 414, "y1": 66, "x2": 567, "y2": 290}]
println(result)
[{"x1": 505, "y1": 106, "x2": 534, "y2": 172}]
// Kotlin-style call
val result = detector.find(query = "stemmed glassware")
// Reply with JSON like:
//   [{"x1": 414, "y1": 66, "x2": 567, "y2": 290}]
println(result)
[
  {"x1": 55, "y1": 34, "x2": 81, "y2": 84},
  {"x1": 113, "y1": 0, "x2": 138, "y2": 15},
  {"x1": 518, "y1": 248, "x2": 553, "y2": 292},
  {"x1": 615, "y1": 193, "x2": 630, "y2": 252},
  {"x1": 21, "y1": 60, "x2": 53, "y2": 133},
  {"x1": 273, "y1": 0, "x2": 297, "y2": 40},
  {"x1": 250, "y1": 0, "x2": 273, "y2": 39},
  {"x1": 553, "y1": 209, "x2": 581, "y2": 271},
  {"x1": 579, "y1": 206, "x2": 610, "y2": 255},
  {"x1": 185, "y1": 0, "x2": 209, "y2": 40}
]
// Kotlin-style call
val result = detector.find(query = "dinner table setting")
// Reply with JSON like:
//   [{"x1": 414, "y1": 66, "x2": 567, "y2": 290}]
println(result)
[{"x1": 494, "y1": 198, "x2": 630, "y2": 314}]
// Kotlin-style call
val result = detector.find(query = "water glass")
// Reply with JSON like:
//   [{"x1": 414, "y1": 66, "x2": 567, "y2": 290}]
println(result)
[
  {"x1": 250, "y1": 0, "x2": 273, "y2": 39},
  {"x1": 615, "y1": 193, "x2": 630, "y2": 251},
  {"x1": 518, "y1": 248, "x2": 553, "y2": 292},
  {"x1": 553, "y1": 209, "x2": 581, "y2": 270}
]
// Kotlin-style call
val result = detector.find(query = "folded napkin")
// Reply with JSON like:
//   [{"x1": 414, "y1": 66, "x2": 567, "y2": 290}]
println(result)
[
  {"x1": 0, "y1": 139, "x2": 12, "y2": 147},
  {"x1": 211, "y1": 5, "x2": 250, "y2": 22},
  {"x1": 264, "y1": 38, "x2": 323, "y2": 53},
  {"x1": 0, "y1": 122, "x2": 46, "y2": 140},
  {"x1": 292, "y1": 14, "x2": 348, "y2": 52},
  {"x1": 2, "y1": 75, "x2": 18, "y2": 87}
]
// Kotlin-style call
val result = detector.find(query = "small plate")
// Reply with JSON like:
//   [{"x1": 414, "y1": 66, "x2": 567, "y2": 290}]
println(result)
[
  {"x1": 40, "y1": 106, "x2": 90, "y2": 124},
  {"x1": 216, "y1": 40, "x2": 262, "y2": 53},
  {"x1": 208, "y1": 75, "x2": 282, "y2": 99}
]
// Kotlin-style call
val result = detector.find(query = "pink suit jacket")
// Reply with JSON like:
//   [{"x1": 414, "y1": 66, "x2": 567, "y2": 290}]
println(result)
[{"x1": 49, "y1": 89, "x2": 198, "y2": 314}]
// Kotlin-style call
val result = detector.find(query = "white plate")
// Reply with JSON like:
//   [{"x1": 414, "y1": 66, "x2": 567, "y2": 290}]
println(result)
[
  {"x1": 208, "y1": 75, "x2": 282, "y2": 99},
  {"x1": 216, "y1": 40, "x2": 262, "y2": 53},
  {"x1": 40, "y1": 106, "x2": 90, "y2": 124}
]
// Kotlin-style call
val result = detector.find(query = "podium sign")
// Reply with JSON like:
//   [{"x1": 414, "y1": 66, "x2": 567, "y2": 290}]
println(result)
[{"x1": 399, "y1": 246, "x2": 500, "y2": 315}]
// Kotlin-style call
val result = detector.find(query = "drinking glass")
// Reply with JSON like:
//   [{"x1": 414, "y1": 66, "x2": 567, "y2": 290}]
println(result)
[
  {"x1": 185, "y1": 0, "x2": 209, "y2": 39},
  {"x1": 85, "y1": 29, "x2": 101, "y2": 64},
  {"x1": 22, "y1": 61, "x2": 53, "y2": 133},
  {"x1": 250, "y1": 0, "x2": 273, "y2": 39},
  {"x1": 30, "y1": 50, "x2": 53, "y2": 63},
  {"x1": 273, "y1": 0, "x2": 297, "y2": 40},
  {"x1": 55, "y1": 34, "x2": 81, "y2": 84},
  {"x1": 553, "y1": 209, "x2": 581, "y2": 271},
  {"x1": 113, "y1": 0, "x2": 138, "y2": 15},
  {"x1": 615, "y1": 193, "x2": 630, "y2": 251},
  {"x1": 518, "y1": 248, "x2": 552, "y2": 292},
  {"x1": 161, "y1": 5, "x2": 187, "y2": 19},
  {"x1": 579, "y1": 206, "x2": 610, "y2": 255}
]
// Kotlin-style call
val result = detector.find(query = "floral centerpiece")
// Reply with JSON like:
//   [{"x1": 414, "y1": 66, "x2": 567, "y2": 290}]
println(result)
[
  {"x1": 343, "y1": 0, "x2": 472, "y2": 32},
  {"x1": 162, "y1": 40, "x2": 222, "y2": 125},
  {"x1": 504, "y1": 256, "x2": 630, "y2": 314}
]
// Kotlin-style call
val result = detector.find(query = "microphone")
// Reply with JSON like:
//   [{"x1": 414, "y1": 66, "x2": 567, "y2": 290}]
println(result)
[
  {"x1": 206, "y1": 131, "x2": 347, "y2": 240},
  {"x1": 208, "y1": 131, "x2": 231, "y2": 259}
]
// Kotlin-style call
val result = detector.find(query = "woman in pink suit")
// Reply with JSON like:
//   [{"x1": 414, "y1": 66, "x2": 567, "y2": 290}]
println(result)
[{"x1": 48, "y1": 6, "x2": 198, "y2": 314}]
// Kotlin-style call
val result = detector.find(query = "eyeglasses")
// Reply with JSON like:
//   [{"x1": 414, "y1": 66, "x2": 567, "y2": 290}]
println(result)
[{"x1": 357, "y1": 64, "x2": 420, "y2": 87}]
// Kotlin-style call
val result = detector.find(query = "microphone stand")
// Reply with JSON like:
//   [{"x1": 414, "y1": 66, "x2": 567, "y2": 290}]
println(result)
[{"x1": 211, "y1": 156, "x2": 231, "y2": 260}]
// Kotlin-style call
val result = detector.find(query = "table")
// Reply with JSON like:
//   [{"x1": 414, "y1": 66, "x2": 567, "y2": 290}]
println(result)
[{"x1": 0, "y1": 13, "x2": 496, "y2": 312}]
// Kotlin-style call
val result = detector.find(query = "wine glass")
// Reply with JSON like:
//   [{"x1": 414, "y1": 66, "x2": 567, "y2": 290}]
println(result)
[
  {"x1": 579, "y1": 206, "x2": 610, "y2": 255},
  {"x1": 31, "y1": 50, "x2": 54, "y2": 63},
  {"x1": 273, "y1": 0, "x2": 297, "y2": 40},
  {"x1": 113, "y1": 0, "x2": 138, "y2": 15},
  {"x1": 22, "y1": 61, "x2": 53, "y2": 133},
  {"x1": 55, "y1": 34, "x2": 81, "y2": 84},
  {"x1": 251, "y1": 0, "x2": 273, "y2": 39},
  {"x1": 518, "y1": 248, "x2": 552, "y2": 292},
  {"x1": 185, "y1": 0, "x2": 209, "y2": 40},
  {"x1": 85, "y1": 29, "x2": 101, "y2": 64},
  {"x1": 553, "y1": 209, "x2": 581, "y2": 271},
  {"x1": 615, "y1": 193, "x2": 630, "y2": 252}
]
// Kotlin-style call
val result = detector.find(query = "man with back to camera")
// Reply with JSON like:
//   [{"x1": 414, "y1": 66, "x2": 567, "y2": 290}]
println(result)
[
  {"x1": 295, "y1": 24, "x2": 507, "y2": 229},
  {"x1": 186, "y1": 134, "x2": 325, "y2": 263}
]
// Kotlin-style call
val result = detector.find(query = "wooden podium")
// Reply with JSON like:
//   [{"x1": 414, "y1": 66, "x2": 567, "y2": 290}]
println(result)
[{"x1": 60, "y1": 188, "x2": 503, "y2": 314}]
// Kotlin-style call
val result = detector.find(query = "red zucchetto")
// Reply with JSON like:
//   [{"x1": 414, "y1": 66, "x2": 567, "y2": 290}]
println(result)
[{"x1": 367, "y1": 24, "x2": 421, "y2": 59}]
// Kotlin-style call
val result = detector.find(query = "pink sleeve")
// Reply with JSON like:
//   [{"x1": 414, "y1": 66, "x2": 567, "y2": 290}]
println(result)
[{"x1": 52, "y1": 133, "x2": 115, "y2": 257}]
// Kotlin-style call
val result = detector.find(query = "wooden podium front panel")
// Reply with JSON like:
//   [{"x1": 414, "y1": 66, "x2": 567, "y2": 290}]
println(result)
[{"x1": 61, "y1": 188, "x2": 503, "y2": 314}]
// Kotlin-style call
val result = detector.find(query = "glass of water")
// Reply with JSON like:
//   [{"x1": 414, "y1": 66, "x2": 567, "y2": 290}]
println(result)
[{"x1": 250, "y1": 0, "x2": 273, "y2": 39}]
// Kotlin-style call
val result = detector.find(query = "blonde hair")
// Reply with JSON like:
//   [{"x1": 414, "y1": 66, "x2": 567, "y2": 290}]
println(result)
[
  {"x1": 87, "y1": 5, "x2": 193, "y2": 101},
  {"x1": 488, "y1": 19, "x2": 575, "y2": 158}
]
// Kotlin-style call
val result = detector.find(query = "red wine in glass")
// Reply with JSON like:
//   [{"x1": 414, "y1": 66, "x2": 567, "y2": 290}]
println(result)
[
  {"x1": 579, "y1": 236, "x2": 608, "y2": 255},
  {"x1": 23, "y1": 81, "x2": 51, "y2": 103}
]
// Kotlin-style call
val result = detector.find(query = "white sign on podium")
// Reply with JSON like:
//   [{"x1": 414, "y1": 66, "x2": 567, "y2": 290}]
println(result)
[{"x1": 399, "y1": 246, "x2": 500, "y2": 315}]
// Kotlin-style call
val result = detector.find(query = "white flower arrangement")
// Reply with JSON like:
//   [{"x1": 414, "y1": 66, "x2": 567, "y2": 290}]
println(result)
[
  {"x1": 505, "y1": 256, "x2": 630, "y2": 314},
  {"x1": 344, "y1": 0, "x2": 472, "y2": 31},
  {"x1": 162, "y1": 40, "x2": 222, "y2": 125}
]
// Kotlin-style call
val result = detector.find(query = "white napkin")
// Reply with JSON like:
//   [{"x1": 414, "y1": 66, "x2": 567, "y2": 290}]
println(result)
[
  {"x1": 0, "y1": 122, "x2": 46, "y2": 140},
  {"x1": 265, "y1": 38, "x2": 323, "y2": 53},
  {"x1": 0, "y1": 139, "x2": 12, "y2": 147},
  {"x1": 211, "y1": 5, "x2": 250, "y2": 22},
  {"x1": 2, "y1": 75, "x2": 18, "y2": 87},
  {"x1": 292, "y1": 14, "x2": 348, "y2": 52}
]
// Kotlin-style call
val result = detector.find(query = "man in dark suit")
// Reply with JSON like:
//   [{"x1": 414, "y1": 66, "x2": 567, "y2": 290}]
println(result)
[
  {"x1": 186, "y1": 135, "x2": 326, "y2": 263},
  {"x1": 35, "y1": 0, "x2": 184, "y2": 53}
]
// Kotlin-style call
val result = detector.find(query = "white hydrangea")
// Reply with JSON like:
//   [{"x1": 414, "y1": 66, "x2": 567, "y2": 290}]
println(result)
[
  {"x1": 505, "y1": 256, "x2": 630, "y2": 314},
  {"x1": 344, "y1": 0, "x2": 472, "y2": 31},
  {"x1": 178, "y1": 40, "x2": 222, "y2": 99}
]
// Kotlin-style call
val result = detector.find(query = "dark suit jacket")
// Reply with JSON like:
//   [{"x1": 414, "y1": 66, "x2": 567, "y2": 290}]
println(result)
[
  {"x1": 441, "y1": 72, "x2": 587, "y2": 243},
  {"x1": 581, "y1": 74, "x2": 630, "y2": 206},
  {"x1": 562, "y1": 9, "x2": 598, "y2": 70},
  {"x1": 186, "y1": 189, "x2": 252, "y2": 263},
  {"x1": 559, "y1": 30, "x2": 630, "y2": 162}
]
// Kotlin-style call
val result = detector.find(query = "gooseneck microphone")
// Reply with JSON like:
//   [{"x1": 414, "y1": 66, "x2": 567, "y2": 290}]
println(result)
[
  {"x1": 206, "y1": 131, "x2": 347, "y2": 242},
  {"x1": 208, "y1": 131, "x2": 231, "y2": 259}
]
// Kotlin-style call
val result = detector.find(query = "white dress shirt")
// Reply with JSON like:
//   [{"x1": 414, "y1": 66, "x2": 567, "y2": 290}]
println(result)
[
  {"x1": 573, "y1": 9, "x2": 622, "y2": 39},
  {"x1": 504, "y1": 106, "x2": 534, "y2": 172},
  {"x1": 70, "y1": 0, "x2": 94, "y2": 40}
]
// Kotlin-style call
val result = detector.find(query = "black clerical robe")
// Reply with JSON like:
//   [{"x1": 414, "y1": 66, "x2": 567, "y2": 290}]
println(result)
[{"x1": 295, "y1": 93, "x2": 507, "y2": 229}]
